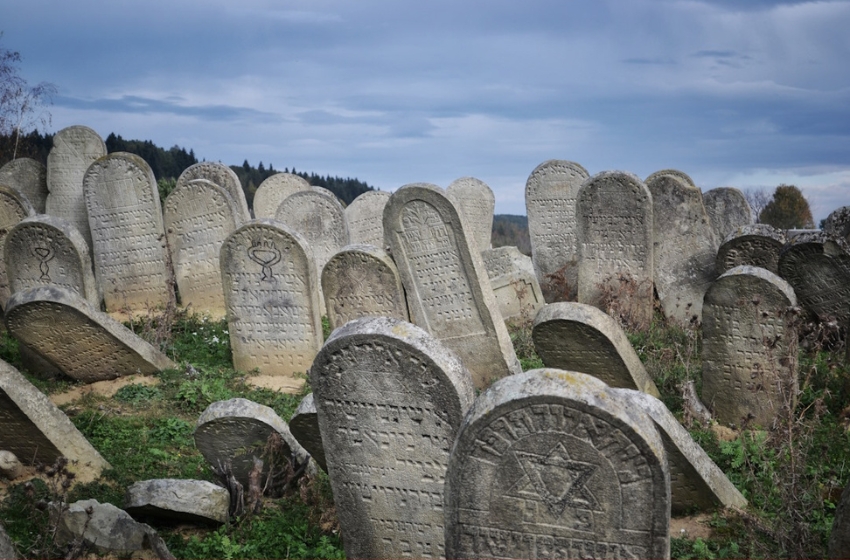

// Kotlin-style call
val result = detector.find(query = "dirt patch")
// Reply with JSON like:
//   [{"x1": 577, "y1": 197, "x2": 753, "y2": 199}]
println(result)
[
  {"x1": 245, "y1": 374, "x2": 306, "y2": 394},
  {"x1": 671, "y1": 513, "x2": 715, "y2": 540},
  {"x1": 49, "y1": 375, "x2": 160, "y2": 407}
]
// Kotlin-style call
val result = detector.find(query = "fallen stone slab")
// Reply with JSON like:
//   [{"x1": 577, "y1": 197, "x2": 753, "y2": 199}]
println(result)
[{"x1": 124, "y1": 479, "x2": 229, "y2": 525}]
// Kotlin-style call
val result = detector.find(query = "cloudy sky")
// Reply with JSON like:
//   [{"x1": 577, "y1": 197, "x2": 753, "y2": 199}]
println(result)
[{"x1": 3, "y1": 0, "x2": 849, "y2": 221}]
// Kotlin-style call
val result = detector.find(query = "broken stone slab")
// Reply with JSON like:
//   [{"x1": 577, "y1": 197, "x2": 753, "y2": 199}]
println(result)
[
  {"x1": 489, "y1": 270, "x2": 545, "y2": 323},
  {"x1": 0, "y1": 521, "x2": 17, "y2": 560},
  {"x1": 124, "y1": 479, "x2": 230, "y2": 525},
  {"x1": 287, "y1": 393, "x2": 326, "y2": 472},
  {"x1": 0, "y1": 450, "x2": 23, "y2": 480}
]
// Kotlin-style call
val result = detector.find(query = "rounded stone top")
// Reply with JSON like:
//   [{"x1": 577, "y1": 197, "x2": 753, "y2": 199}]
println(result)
[
  {"x1": 526, "y1": 159, "x2": 589, "y2": 183},
  {"x1": 720, "y1": 223, "x2": 786, "y2": 246},
  {"x1": 645, "y1": 168, "x2": 696, "y2": 188},
  {"x1": 0, "y1": 184, "x2": 36, "y2": 217},
  {"x1": 580, "y1": 170, "x2": 649, "y2": 196},
  {"x1": 714, "y1": 264, "x2": 798, "y2": 305}
]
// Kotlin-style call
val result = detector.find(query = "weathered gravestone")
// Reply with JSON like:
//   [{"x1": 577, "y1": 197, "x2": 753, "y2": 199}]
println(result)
[
  {"x1": 320, "y1": 244, "x2": 408, "y2": 331},
  {"x1": 176, "y1": 162, "x2": 250, "y2": 222},
  {"x1": 164, "y1": 179, "x2": 243, "y2": 318},
  {"x1": 384, "y1": 183, "x2": 521, "y2": 389},
  {"x1": 488, "y1": 270, "x2": 545, "y2": 324},
  {"x1": 0, "y1": 157, "x2": 47, "y2": 214},
  {"x1": 345, "y1": 189, "x2": 392, "y2": 247},
  {"x1": 576, "y1": 171, "x2": 655, "y2": 329},
  {"x1": 288, "y1": 393, "x2": 326, "y2": 472},
  {"x1": 219, "y1": 220, "x2": 323, "y2": 380},
  {"x1": 716, "y1": 224, "x2": 786, "y2": 275},
  {"x1": 0, "y1": 358, "x2": 110, "y2": 482},
  {"x1": 525, "y1": 160, "x2": 590, "y2": 302},
  {"x1": 532, "y1": 302, "x2": 660, "y2": 397},
  {"x1": 646, "y1": 173, "x2": 717, "y2": 325},
  {"x1": 447, "y1": 177, "x2": 495, "y2": 251},
  {"x1": 702, "y1": 266, "x2": 798, "y2": 429},
  {"x1": 124, "y1": 479, "x2": 230, "y2": 525},
  {"x1": 482, "y1": 245, "x2": 535, "y2": 279},
  {"x1": 311, "y1": 317, "x2": 475, "y2": 559},
  {"x1": 4, "y1": 286, "x2": 175, "y2": 382},
  {"x1": 702, "y1": 187, "x2": 753, "y2": 244},
  {"x1": 83, "y1": 153, "x2": 171, "y2": 313},
  {"x1": 0, "y1": 185, "x2": 35, "y2": 309},
  {"x1": 645, "y1": 168, "x2": 696, "y2": 188},
  {"x1": 444, "y1": 368, "x2": 670, "y2": 559},
  {"x1": 824, "y1": 206, "x2": 850, "y2": 245},
  {"x1": 252, "y1": 172, "x2": 310, "y2": 219}
]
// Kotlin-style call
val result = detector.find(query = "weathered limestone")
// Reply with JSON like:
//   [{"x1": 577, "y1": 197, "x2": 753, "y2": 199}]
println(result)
[
  {"x1": 56, "y1": 499, "x2": 169, "y2": 557},
  {"x1": 311, "y1": 317, "x2": 475, "y2": 559},
  {"x1": 320, "y1": 244, "x2": 408, "y2": 331},
  {"x1": 4, "y1": 286, "x2": 175, "y2": 383},
  {"x1": 482, "y1": 245, "x2": 536, "y2": 279},
  {"x1": 824, "y1": 206, "x2": 850, "y2": 245},
  {"x1": 83, "y1": 153, "x2": 171, "y2": 313},
  {"x1": 488, "y1": 271, "x2": 545, "y2": 324},
  {"x1": 703, "y1": 187, "x2": 753, "y2": 244},
  {"x1": 345, "y1": 190, "x2": 392, "y2": 247},
  {"x1": 0, "y1": 521, "x2": 15, "y2": 560},
  {"x1": 219, "y1": 220, "x2": 323, "y2": 379},
  {"x1": 384, "y1": 183, "x2": 521, "y2": 388},
  {"x1": 0, "y1": 157, "x2": 47, "y2": 213},
  {"x1": 124, "y1": 479, "x2": 230, "y2": 524},
  {"x1": 532, "y1": 302, "x2": 660, "y2": 396},
  {"x1": 646, "y1": 173, "x2": 717, "y2": 325},
  {"x1": 0, "y1": 185, "x2": 35, "y2": 309},
  {"x1": 0, "y1": 359, "x2": 110, "y2": 481},
  {"x1": 702, "y1": 266, "x2": 798, "y2": 429},
  {"x1": 576, "y1": 171, "x2": 655, "y2": 329},
  {"x1": 288, "y1": 393, "x2": 325, "y2": 472},
  {"x1": 46, "y1": 125, "x2": 107, "y2": 248},
  {"x1": 445, "y1": 369, "x2": 670, "y2": 559},
  {"x1": 716, "y1": 224, "x2": 786, "y2": 275},
  {"x1": 645, "y1": 168, "x2": 696, "y2": 188},
  {"x1": 525, "y1": 160, "x2": 590, "y2": 302},
  {"x1": 252, "y1": 172, "x2": 310, "y2": 219},
  {"x1": 164, "y1": 179, "x2": 243, "y2": 318},
  {"x1": 176, "y1": 161, "x2": 250, "y2": 221},
  {"x1": 447, "y1": 176, "x2": 495, "y2": 251},
  {"x1": 0, "y1": 450, "x2": 23, "y2": 480}
]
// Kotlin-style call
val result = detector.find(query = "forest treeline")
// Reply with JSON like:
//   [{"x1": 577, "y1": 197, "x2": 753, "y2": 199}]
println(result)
[{"x1": 491, "y1": 214, "x2": 531, "y2": 255}]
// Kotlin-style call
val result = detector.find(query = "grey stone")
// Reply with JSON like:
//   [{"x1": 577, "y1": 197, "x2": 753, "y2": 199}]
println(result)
[
  {"x1": 445, "y1": 368, "x2": 670, "y2": 559},
  {"x1": 447, "y1": 176, "x2": 495, "y2": 251},
  {"x1": 824, "y1": 206, "x2": 850, "y2": 245},
  {"x1": 716, "y1": 224, "x2": 786, "y2": 275},
  {"x1": 384, "y1": 183, "x2": 521, "y2": 389},
  {"x1": 0, "y1": 185, "x2": 35, "y2": 310},
  {"x1": 288, "y1": 393, "x2": 325, "y2": 472},
  {"x1": 4, "y1": 286, "x2": 175, "y2": 383},
  {"x1": 124, "y1": 479, "x2": 230, "y2": 525},
  {"x1": 525, "y1": 160, "x2": 590, "y2": 302},
  {"x1": 252, "y1": 172, "x2": 310, "y2": 220},
  {"x1": 829, "y1": 481, "x2": 850, "y2": 558},
  {"x1": 0, "y1": 450, "x2": 23, "y2": 480},
  {"x1": 310, "y1": 316, "x2": 475, "y2": 559},
  {"x1": 645, "y1": 168, "x2": 696, "y2": 188},
  {"x1": 345, "y1": 190, "x2": 391, "y2": 247},
  {"x1": 0, "y1": 157, "x2": 47, "y2": 213},
  {"x1": 488, "y1": 270, "x2": 545, "y2": 324},
  {"x1": 703, "y1": 187, "x2": 753, "y2": 244},
  {"x1": 56, "y1": 499, "x2": 169, "y2": 557},
  {"x1": 0, "y1": 521, "x2": 16, "y2": 560},
  {"x1": 482, "y1": 245, "x2": 535, "y2": 279},
  {"x1": 532, "y1": 301, "x2": 660, "y2": 396},
  {"x1": 176, "y1": 162, "x2": 250, "y2": 222}
]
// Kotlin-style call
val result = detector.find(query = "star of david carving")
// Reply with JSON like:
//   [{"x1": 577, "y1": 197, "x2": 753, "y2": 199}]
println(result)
[{"x1": 513, "y1": 442, "x2": 599, "y2": 518}]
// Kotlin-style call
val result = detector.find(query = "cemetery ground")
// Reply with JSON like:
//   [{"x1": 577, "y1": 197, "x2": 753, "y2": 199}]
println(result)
[{"x1": 1, "y1": 302, "x2": 850, "y2": 559}]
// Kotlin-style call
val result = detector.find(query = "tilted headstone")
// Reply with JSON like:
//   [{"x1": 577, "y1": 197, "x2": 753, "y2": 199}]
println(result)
[
  {"x1": 446, "y1": 176, "x2": 495, "y2": 251},
  {"x1": 488, "y1": 271, "x2": 545, "y2": 324},
  {"x1": 525, "y1": 160, "x2": 590, "y2": 302},
  {"x1": 4, "y1": 286, "x2": 175, "y2": 382},
  {"x1": 716, "y1": 224, "x2": 786, "y2": 275},
  {"x1": 219, "y1": 220, "x2": 323, "y2": 378},
  {"x1": 321, "y1": 244, "x2": 408, "y2": 331},
  {"x1": 646, "y1": 173, "x2": 717, "y2": 325},
  {"x1": 176, "y1": 162, "x2": 250, "y2": 221},
  {"x1": 252, "y1": 172, "x2": 310, "y2": 219},
  {"x1": 703, "y1": 187, "x2": 753, "y2": 244},
  {"x1": 533, "y1": 302, "x2": 660, "y2": 396},
  {"x1": 124, "y1": 479, "x2": 230, "y2": 525},
  {"x1": 384, "y1": 183, "x2": 521, "y2": 388},
  {"x1": 645, "y1": 168, "x2": 696, "y2": 188},
  {"x1": 444, "y1": 368, "x2": 670, "y2": 559},
  {"x1": 702, "y1": 266, "x2": 798, "y2": 428},
  {"x1": 0, "y1": 185, "x2": 35, "y2": 309},
  {"x1": 288, "y1": 393, "x2": 326, "y2": 472},
  {"x1": 0, "y1": 358, "x2": 110, "y2": 480},
  {"x1": 482, "y1": 245, "x2": 536, "y2": 279},
  {"x1": 83, "y1": 153, "x2": 171, "y2": 313},
  {"x1": 345, "y1": 190, "x2": 392, "y2": 247},
  {"x1": 164, "y1": 179, "x2": 243, "y2": 318},
  {"x1": 576, "y1": 171, "x2": 654, "y2": 329},
  {"x1": 0, "y1": 157, "x2": 47, "y2": 213},
  {"x1": 311, "y1": 317, "x2": 475, "y2": 559},
  {"x1": 824, "y1": 206, "x2": 850, "y2": 245}
]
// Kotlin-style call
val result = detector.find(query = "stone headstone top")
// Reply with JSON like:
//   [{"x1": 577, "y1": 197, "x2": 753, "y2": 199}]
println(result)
[
  {"x1": 481, "y1": 245, "x2": 535, "y2": 278},
  {"x1": 0, "y1": 185, "x2": 36, "y2": 309},
  {"x1": 252, "y1": 172, "x2": 310, "y2": 219},
  {"x1": 703, "y1": 187, "x2": 753, "y2": 243},
  {"x1": 716, "y1": 223, "x2": 786, "y2": 275},
  {"x1": 824, "y1": 206, "x2": 850, "y2": 245},
  {"x1": 645, "y1": 168, "x2": 696, "y2": 188},
  {"x1": 345, "y1": 190, "x2": 392, "y2": 247},
  {"x1": 0, "y1": 157, "x2": 47, "y2": 213},
  {"x1": 177, "y1": 162, "x2": 250, "y2": 221},
  {"x1": 446, "y1": 176, "x2": 495, "y2": 251},
  {"x1": 288, "y1": 393, "x2": 325, "y2": 472},
  {"x1": 124, "y1": 479, "x2": 230, "y2": 525},
  {"x1": 488, "y1": 270, "x2": 545, "y2": 324}
]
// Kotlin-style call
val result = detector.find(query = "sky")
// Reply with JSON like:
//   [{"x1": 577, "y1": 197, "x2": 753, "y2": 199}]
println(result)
[{"x1": 2, "y1": 0, "x2": 849, "y2": 222}]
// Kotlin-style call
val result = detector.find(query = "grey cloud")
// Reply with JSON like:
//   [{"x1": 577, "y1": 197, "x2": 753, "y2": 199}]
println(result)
[{"x1": 55, "y1": 95, "x2": 279, "y2": 122}]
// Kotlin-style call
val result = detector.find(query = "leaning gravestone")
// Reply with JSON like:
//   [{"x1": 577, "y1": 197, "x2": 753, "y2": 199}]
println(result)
[
  {"x1": 164, "y1": 179, "x2": 243, "y2": 318},
  {"x1": 646, "y1": 173, "x2": 717, "y2": 325},
  {"x1": 288, "y1": 393, "x2": 326, "y2": 472},
  {"x1": 525, "y1": 160, "x2": 590, "y2": 302},
  {"x1": 0, "y1": 157, "x2": 47, "y2": 213},
  {"x1": 445, "y1": 368, "x2": 670, "y2": 559},
  {"x1": 4, "y1": 286, "x2": 175, "y2": 382},
  {"x1": 345, "y1": 190, "x2": 392, "y2": 247},
  {"x1": 824, "y1": 206, "x2": 850, "y2": 245},
  {"x1": 220, "y1": 220, "x2": 323, "y2": 379},
  {"x1": 320, "y1": 244, "x2": 408, "y2": 331},
  {"x1": 702, "y1": 266, "x2": 798, "y2": 428},
  {"x1": 252, "y1": 172, "x2": 310, "y2": 219},
  {"x1": 533, "y1": 302, "x2": 660, "y2": 396},
  {"x1": 46, "y1": 125, "x2": 107, "y2": 248},
  {"x1": 716, "y1": 224, "x2": 786, "y2": 275},
  {"x1": 384, "y1": 183, "x2": 521, "y2": 388},
  {"x1": 176, "y1": 162, "x2": 250, "y2": 222},
  {"x1": 645, "y1": 168, "x2": 696, "y2": 188},
  {"x1": 0, "y1": 185, "x2": 35, "y2": 309},
  {"x1": 702, "y1": 187, "x2": 753, "y2": 244},
  {"x1": 311, "y1": 317, "x2": 475, "y2": 559},
  {"x1": 83, "y1": 153, "x2": 171, "y2": 313},
  {"x1": 576, "y1": 171, "x2": 655, "y2": 329},
  {"x1": 0, "y1": 358, "x2": 110, "y2": 481},
  {"x1": 446, "y1": 176, "x2": 495, "y2": 251}
]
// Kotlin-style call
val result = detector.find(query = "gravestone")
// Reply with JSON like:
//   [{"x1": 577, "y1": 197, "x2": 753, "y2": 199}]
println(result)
[
  {"x1": 488, "y1": 271, "x2": 545, "y2": 324},
  {"x1": 46, "y1": 125, "x2": 107, "y2": 248},
  {"x1": 176, "y1": 162, "x2": 250, "y2": 221},
  {"x1": 4, "y1": 286, "x2": 175, "y2": 382},
  {"x1": 124, "y1": 479, "x2": 230, "y2": 525},
  {"x1": 482, "y1": 245, "x2": 535, "y2": 279},
  {"x1": 288, "y1": 393, "x2": 326, "y2": 472},
  {"x1": 703, "y1": 187, "x2": 752, "y2": 244},
  {"x1": 576, "y1": 171, "x2": 654, "y2": 329},
  {"x1": 824, "y1": 206, "x2": 850, "y2": 245},
  {"x1": 320, "y1": 244, "x2": 408, "y2": 331},
  {"x1": 444, "y1": 368, "x2": 669, "y2": 559},
  {"x1": 83, "y1": 153, "x2": 171, "y2": 313},
  {"x1": 645, "y1": 168, "x2": 696, "y2": 188},
  {"x1": 446, "y1": 176, "x2": 495, "y2": 251},
  {"x1": 384, "y1": 183, "x2": 521, "y2": 388},
  {"x1": 164, "y1": 179, "x2": 243, "y2": 318},
  {"x1": 0, "y1": 185, "x2": 35, "y2": 309},
  {"x1": 0, "y1": 358, "x2": 110, "y2": 481},
  {"x1": 310, "y1": 317, "x2": 475, "y2": 559},
  {"x1": 0, "y1": 157, "x2": 47, "y2": 213},
  {"x1": 533, "y1": 302, "x2": 660, "y2": 396},
  {"x1": 525, "y1": 160, "x2": 590, "y2": 302},
  {"x1": 702, "y1": 266, "x2": 798, "y2": 428},
  {"x1": 716, "y1": 224, "x2": 786, "y2": 275},
  {"x1": 646, "y1": 173, "x2": 717, "y2": 325},
  {"x1": 252, "y1": 172, "x2": 310, "y2": 219},
  {"x1": 219, "y1": 220, "x2": 323, "y2": 380},
  {"x1": 345, "y1": 190, "x2": 392, "y2": 247}
]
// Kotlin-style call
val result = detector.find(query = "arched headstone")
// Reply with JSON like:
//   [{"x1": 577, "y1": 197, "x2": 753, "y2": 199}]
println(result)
[
  {"x1": 0, "y1": 158, "x2": 47, "y2": 213},
  {"x1": 716, "y1": 224, "x2": 786, "y2": 275},
  {"x1": 177, "y1": 162, "x2": 250, "y2": 221},
  {"x1": 0, "y1": 185, "x2": 35, "y2": 309},
  {"x1": 645, "y1": 168, "x2": 696, "y2": 188},
  {"x1": 252, "y1": 172, "x2": 310, "y2": 219},
  {"x1": 703, "y1": 187, "x2": 753, "y2": 244},
  {"x1": 345, "y1": 190, "x2": 391, "y2": 247},
  {"x1": 447, "y1": 176, "x2": 495, "y2": 251}
]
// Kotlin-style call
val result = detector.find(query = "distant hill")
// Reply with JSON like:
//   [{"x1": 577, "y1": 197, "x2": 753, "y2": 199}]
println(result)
[{"x1": 492, "y1": 214, "x2": 530, "y2": 255}]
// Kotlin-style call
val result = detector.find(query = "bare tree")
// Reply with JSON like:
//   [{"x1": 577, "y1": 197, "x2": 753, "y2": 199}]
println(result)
[{"x1": 744, "y1": 188, "x2": 771, "y2": 223}]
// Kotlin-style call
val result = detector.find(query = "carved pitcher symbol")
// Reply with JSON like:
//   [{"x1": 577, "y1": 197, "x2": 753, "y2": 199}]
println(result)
[
  {"x1": 247, "y1": 242, "x2": 281, "y2": 281},
  {"x1": 33, "y1": 246, "x2": 55, "y2": 281}
]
